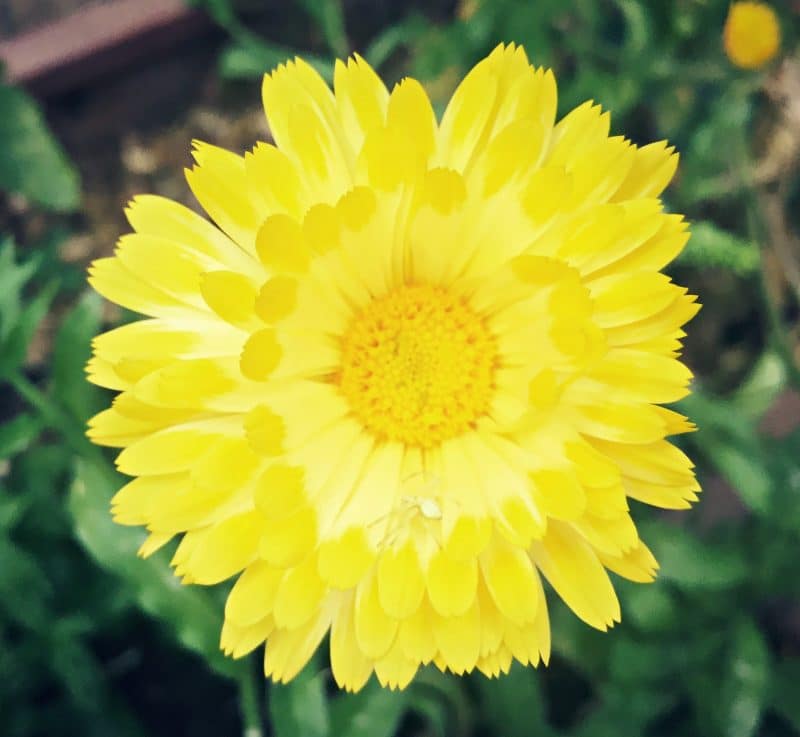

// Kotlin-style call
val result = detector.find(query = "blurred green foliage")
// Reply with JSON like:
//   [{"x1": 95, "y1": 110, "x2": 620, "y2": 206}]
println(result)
[{"x1": 1, "y1": 0, "x2": 800, "y2": 736}]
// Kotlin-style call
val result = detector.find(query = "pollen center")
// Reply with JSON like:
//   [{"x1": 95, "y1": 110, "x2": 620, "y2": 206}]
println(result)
[{"x1": 338, "y1": 284, "x2": 497, "y2": 448}]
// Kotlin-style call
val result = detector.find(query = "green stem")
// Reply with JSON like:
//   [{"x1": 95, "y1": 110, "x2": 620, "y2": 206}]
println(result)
[{"x1": 238, "y1": 660, "x2": 263, "y2": 737}]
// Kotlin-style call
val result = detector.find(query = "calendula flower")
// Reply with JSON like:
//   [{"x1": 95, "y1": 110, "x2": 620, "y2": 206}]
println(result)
[
  {"x1": 724, "y1": 1, "x2": 781, "y2": 69},
  {"x1": 87, "y1": 44, "x2": 700, "y2": 692}
]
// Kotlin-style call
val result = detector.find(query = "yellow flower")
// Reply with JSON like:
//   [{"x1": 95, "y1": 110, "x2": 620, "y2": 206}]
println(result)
[
  {"x1": 724, "y1": 1, "x2": 781, "y2": 69},
  {"x1": 87, "y1": 44, "x2": 700, "y2": 691}
]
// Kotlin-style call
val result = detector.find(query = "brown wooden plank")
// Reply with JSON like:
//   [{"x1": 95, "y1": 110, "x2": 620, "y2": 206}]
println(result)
[{"x1": 0, "y1": 0, "x2": 211, "y2": 96}]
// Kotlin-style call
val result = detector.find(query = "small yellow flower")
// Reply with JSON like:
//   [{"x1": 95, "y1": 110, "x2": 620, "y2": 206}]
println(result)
[
  {"x1": 724, "y1": 1, "x2": 781, "y2": 69},
  {"x1": 87, "y1": 44, "x2": 700, "y2": 692}
]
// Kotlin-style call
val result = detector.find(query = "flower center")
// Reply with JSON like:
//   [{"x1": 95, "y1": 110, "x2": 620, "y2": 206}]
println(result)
[{"x1": 338, "y1": 284, "x2": 497, "y2": 448}]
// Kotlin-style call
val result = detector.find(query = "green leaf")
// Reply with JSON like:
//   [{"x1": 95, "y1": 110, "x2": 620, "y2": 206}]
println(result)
[
  {"x1": 329, "y1": 680, "x2": 408, "y2": 737},
  {"x1": 719, "y1": 619, "x2": 770, "y2": 737},
  {"x1": 0, "y1": 237, "x2": 41, "y2": 341},
  {"x1": 297, "y1": 0, "x2": 348, "y2": 57},
  {"x1": 68, "y1": 458, "x2": 237, "y2": 678},
  {"x1": 572, "y1": 683, "x2": 676, "y2": 737},
  {"x1": 681, "y1": 391, "x2": 773, "y2": 514},
  {"x1": 219, "y1": 41, "x2": 334, "y2": 82},
  {"x1": 52, "y1": 291, "x2": 104, "y2": 422},
  {"x1": 622, "y1": 581, "x2": 679, "y2": 633},
  {"x1": 769, "y1": 658, "x2": 800, "y2": 731},
  {"x1": 0, "y1": 412, "x2": 43, "y2": 460},
  {"x1": 270, "y1": 664, "x2": 330, "y2": 737},
  {"x1": 641, "y1": 521, "x2": 749, "y2": 589},
  {"x1": 0, "y1": 84, "x2": 80, "y2": 211},
  {"x1": 677, "y1": 221, "x2": 760, "y2": 276},
  {"x1": 364, "y1": 17, "x2": 428, "y2": 70},
  {"x1": 0, "y1": 534, "x2": 52, "y2": 629},
  {"x1": 0, "y1": 280, "x2": 58, "y2": 381},
  {"x1": 731, "y1": 352, "x2": 786, "y2": 421}
]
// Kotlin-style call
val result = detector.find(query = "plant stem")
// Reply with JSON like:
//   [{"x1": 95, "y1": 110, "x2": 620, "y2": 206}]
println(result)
[{"x1": 238, "y1": 659, "x2": 264, "y2": 737}]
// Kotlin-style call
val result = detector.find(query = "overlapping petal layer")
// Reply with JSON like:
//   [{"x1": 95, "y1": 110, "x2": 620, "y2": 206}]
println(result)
[{"x1": 88, "y1": 43, "x2": 700, "y2": 691}]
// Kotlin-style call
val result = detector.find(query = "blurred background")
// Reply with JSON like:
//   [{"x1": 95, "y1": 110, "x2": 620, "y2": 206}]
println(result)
[{"x1": 1, "y1": 1, "x2": 799, "y2": 735}]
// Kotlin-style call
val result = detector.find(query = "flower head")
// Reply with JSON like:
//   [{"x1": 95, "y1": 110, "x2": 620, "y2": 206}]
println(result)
[
  {"x1": 724, "y1": 1, "x2": 781, "y2": 69},
  {"x1": 88, "y1": 44, "x2": 700, "y2": 691}
]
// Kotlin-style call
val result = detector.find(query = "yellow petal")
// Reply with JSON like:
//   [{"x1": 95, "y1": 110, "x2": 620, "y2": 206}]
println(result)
[
  {"x1": 612, "y1": 141, "x2": 678, "y2": 201},
  {"x1": 397, "y1": 598, "x2": 437, "y2": 664},
  {"x1": 225, "y1": 560, "x2": 285, "y2": 626},
  {"x1": 431, "y1": 599, "x2": 481, "y2": 674},
  {"x1": 115, "y1": 423, "x2": 230, "y2": 476},
  {"x1": 259, "y1": 505, "x2": 318, "y2": 568},
  {"x1": 181, "y1": 510, "x2": 264, "y2": 584},
  {"x1": 530, "y1": 468, "x2": 586, "y2": 520},
  {"x1": 375, "y1": 644, "x2": 419, "y2": 690},
  {"x1": 186, "y1": 142, "x2": 263, "y2": 250},
  {"x1": 244, "y1": 142, "x2": 308, "y2": 220},
  {"x1": 255, "y1": 214, "x2": 311, "y2": 273},
  {"x1": 386, "y1": 77, "x2": 436, "y2": 162},
  {"x1": 273, "y1": 554, "x2": 327, "y2": 628},
  {"x1": 244, "y1": 405, "x2": 286, "y2": 456},
  {"x1": 254, "y1": 464, "x2": 307, "y2": 519},
  {"x1": 436, "y1": 56, "x2": 497, "y2": 171},
  {"x1": 426, "y1": 548, "x2": 478, "y2": 618},
  {"x1": 264, "y1": 610, "x2": 331, "y2": 683},
  {"x1": 200, "y1": 270, "x2": 258, "y2": 326},
  {"x1": 354, "y1": 573, "x2": 398, "y2": 659},
  {"x1": 481, "y1": 543, "x2": 541, "y2": 625},
  {"x1": 532, "y1": 521, "x2": 620, "y2": 630},
  {"x1": 598, "y1": 539, "x2": 659, "y2": 583},
  {"x1": 318, "y1": 528, "x2": 376, "y2": 589},
  {"x1": 240, "y1": 329, "x2": 282, "y2": 381},
  {"x1": 334, "y1": 54, "x2": 389, "y2": 155},
  {"x1": 330, "y1": 592, "x2": 373, "y2": 692},
  {"x1": 376, "y1": 539, "x2": 426, "y2": 619},
  {"x1": 124, "y1": 193, "x2": 253, "y2": 271}
]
